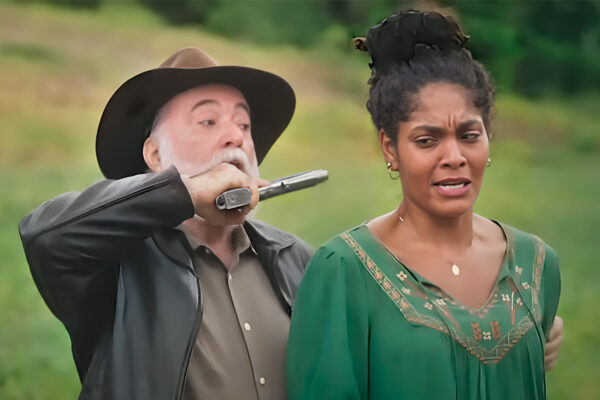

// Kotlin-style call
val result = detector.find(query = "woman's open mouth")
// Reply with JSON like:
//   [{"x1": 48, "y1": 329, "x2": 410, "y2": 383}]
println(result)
[{"x1": 433, "y1": 178, "x2": 471, "y2": 196}]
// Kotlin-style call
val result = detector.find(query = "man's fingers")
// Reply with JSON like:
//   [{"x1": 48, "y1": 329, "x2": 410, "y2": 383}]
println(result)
[
  {"x1": 545, "y1": 356, "x2": 558, "y2": 371},
  {"x1": 544, "y1": 316, "x2": 564, "y2": 371},
  {"x1": 213, "y1": 163, "x2": 253, "y2": 191},
  {"x1": 257, "y1": 178, "x2": 271, "y2": 188},
  {"x1": 183, "y1": 162, "x2": 260, "y2": 225},
  {"x1": 249, "y1": 184, "x2": 259, "y2": 208},
  {"x1": 549, "y1": 316, "x2": 564, "y2": 341},
  {"x1": 545, "y1": 349, "x2": 559, "y2": 370},
  {"x1": 212, "y1": 163, "x2": 259, "y2": 212},
  {"x1": 545, "y1": 336, "x2": 561, "y2": 355}
]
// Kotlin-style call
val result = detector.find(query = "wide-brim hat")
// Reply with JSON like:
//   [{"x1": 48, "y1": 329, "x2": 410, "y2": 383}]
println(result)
[{"x1": 96, "y1": 47, "x2": 296, "y2": 179}]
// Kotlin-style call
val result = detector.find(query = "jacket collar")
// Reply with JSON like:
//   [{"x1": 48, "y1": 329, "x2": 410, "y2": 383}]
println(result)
[
  {"x1": 152, "y1": 218, "x2": 295, "y2": 272},
  {"x1": 152, "y1": 229, "x2": 194, "y2": 273},
  {"x1": 153, "y1": 218, "x2": 298, "y2": 314},
  {"x1": 244, "y1": 218, "x2": 295, "y2": 252}
]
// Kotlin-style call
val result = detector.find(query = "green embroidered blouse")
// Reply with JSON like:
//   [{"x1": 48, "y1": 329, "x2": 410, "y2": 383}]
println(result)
[{"x1": 286, "y1": 222, "x2": 560, "y2": 400}]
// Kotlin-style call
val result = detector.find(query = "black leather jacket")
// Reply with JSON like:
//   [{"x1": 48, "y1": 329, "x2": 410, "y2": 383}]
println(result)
[{"x1": 18, "y1": 167, "x2": 313, "y2": 400}]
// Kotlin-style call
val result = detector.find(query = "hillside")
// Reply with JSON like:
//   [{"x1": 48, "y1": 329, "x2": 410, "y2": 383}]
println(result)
[{"x1": 1, "y1": 3, "x2": 598, "y2": 399}]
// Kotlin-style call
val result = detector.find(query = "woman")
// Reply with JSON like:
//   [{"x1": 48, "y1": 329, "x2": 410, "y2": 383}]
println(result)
[{"x1": 286, "y1": 10, "x2": 560, "y2": 400}]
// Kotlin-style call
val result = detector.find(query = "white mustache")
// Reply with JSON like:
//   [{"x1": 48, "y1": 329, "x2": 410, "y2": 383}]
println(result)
[{"x1": 207, "y1": 148, "x2": 258, "y2": 178}]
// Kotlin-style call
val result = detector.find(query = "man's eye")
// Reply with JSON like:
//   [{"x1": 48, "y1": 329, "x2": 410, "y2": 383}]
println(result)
[
  {"x1": 199, "y1": 120, "x2": 215, "y2": 126},
  {"x1": 239, "y1": 123, "x2": 250, "y2": 131}
]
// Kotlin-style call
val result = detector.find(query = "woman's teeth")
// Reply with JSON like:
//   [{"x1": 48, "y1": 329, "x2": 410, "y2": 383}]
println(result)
[{"x1": 438, "y1": 183, "x2": 466, "y2": 189}]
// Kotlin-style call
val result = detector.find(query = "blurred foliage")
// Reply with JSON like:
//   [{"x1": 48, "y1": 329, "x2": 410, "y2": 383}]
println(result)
[
  {"x1": 1, "y1": 1, "x2": 599, "y2": 399},
  {"x1": 205, "y1": 1, "x2": 331, "y2": 46},
  {"x1": 454, "y1": 0, "x2": 600, "y2": 95},
  {"x1": 17, "y1": 0, "x2": 600, "y2": 96},
  {"x1": 144, "y1": 0, "x2": 600, "y2": 97}
]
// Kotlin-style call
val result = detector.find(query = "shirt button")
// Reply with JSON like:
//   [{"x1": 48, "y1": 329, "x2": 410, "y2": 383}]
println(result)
[
  {"x1": 244, "y1": 322, "x2": 251, "y2": 331},
  {"x1": 259, "y1": 377, "x2": 266, "y2": 385},
  {"x1": 204, "y1": 247, "x2": 210, "y2": 255},
  {"x1": 228, "y1": 273, "x2": 232, "y2": 280}
]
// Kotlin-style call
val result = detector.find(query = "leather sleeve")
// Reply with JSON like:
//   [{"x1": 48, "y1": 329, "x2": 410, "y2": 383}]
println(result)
[{"x1": 18, "y1": 166, "x2": 195, "y2": 376}]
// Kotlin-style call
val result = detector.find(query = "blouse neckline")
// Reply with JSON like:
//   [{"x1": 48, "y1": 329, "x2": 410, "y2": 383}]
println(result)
[{"x1": 356, "y1": 220, "x2": 513, "y2": 312}]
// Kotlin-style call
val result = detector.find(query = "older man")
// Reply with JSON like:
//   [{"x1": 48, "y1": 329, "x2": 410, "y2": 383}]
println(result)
[
  {"x1": 19, "y1": 47, "x2": 312, "y2": 400},
  {"x1": 19, "y1": 47, "x2": 562, "y2": 400}
]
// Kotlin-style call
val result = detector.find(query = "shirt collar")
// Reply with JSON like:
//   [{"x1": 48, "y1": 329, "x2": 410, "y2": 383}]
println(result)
[{"x1": 176, "y1": 224, "x2": 257, "y2": 257}]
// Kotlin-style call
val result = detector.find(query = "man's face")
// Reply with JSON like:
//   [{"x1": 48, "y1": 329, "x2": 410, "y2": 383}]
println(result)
[{"x1": 147, "y1": 84, "x2": 259, "y2": 178}]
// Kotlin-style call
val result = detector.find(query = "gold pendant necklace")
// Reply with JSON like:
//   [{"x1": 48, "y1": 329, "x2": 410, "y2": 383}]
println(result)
[
  {"x1": 451, "y1": 263, "x2": 460, "y2": 276},
  {"x1": 398, "y1": 211, "x2": 462, "y2": 277}
]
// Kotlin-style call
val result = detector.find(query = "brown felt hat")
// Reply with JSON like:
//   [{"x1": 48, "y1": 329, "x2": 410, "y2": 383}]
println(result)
[{"x1": 96, "y1": 47, "x2": 296, "y2": 179}]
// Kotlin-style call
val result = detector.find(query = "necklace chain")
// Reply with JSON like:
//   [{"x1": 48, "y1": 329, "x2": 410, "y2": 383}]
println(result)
[{"x1": 398, "y1": 211, "x2": 462, "y2": 277}]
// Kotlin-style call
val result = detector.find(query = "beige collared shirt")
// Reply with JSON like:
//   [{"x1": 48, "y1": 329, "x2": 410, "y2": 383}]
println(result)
[{"x1": 179, "y1": 225, "x2": 290, "y2": 400}]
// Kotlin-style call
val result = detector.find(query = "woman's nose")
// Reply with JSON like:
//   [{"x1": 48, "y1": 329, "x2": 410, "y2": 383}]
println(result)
[{"x1": 441, "y1": 138, "x2": 467, "y2": 168}]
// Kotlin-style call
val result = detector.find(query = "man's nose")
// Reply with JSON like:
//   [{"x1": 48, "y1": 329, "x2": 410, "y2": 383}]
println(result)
[
  {"x1": 441, "y1": 138, "x2": 467, "y2": 168},
  {"x1": 221, "y1": 122, "x2": 245, "y2": 148}
]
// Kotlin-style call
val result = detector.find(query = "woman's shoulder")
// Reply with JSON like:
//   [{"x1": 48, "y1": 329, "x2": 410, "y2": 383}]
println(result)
[
  {"x1": 293, "y1": 225, "x2": 375, "y2": 297},
  {"x1": 494, "y1": 220, "x2": 559, "y2": 270},
  {"x1": 304, "y1": 224, "x2": 373, "y2": 275},
  {"x1": 496, "y1": 221, "x2": 554, "y2": 248},
  {"x1": 311, "y1": 224, "x2": 367, "y2": 261}
]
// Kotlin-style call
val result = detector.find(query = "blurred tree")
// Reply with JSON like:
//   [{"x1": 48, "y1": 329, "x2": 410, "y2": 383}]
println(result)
[
  {"x1": 512, "y1": 0, "x2": 600, "y2": 95},
  {"x1": 14, "y1": 0, "x2": 103, "y2": 8},
  {"x1": 451, "y1": 0, "x2": 600, "y2": 95},
  {"x1": 204, "y1": 0, "x2": 332, "y2": 46},
  {"x1": 27, "y1": 0, "x2": 594, "y2": 96},
  {"x1": 521, "y1": 0, "x2": 597, "y2": 43},
  {"x1": 139, "y1": 0, "x2": 219, "y2": 24}
]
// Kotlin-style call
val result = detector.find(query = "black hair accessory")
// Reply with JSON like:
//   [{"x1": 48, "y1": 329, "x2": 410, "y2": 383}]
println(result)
[{"x1": 353, "y1": 10, "x2": 469, "y2": 72}]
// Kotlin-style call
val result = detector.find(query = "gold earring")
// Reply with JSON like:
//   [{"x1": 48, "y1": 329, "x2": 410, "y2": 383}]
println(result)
[
  {"x1": 486, "y1": 158, "x2": 491, "y2": 167},
  {"x1": 387, "y1": 162, "x2": 399, "y2": 180}
]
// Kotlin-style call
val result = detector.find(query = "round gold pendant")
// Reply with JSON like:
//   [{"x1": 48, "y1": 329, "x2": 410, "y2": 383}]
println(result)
[{"x1": 451, "y1": 263, "x2": 460, "y2": 276}]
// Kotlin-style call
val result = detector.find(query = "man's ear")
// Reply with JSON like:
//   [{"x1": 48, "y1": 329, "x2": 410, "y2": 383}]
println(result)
[
  {"x1": 142, "y1": 136, "x2": 162, "y2": 173},
  {"x1": 379, "y1": 129, "x2": 398, "y2": 170}
]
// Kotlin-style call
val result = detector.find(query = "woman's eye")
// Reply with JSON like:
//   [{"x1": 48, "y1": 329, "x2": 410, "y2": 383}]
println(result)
[
  {"x1": 199, "y1": 120, "x2": 216, "y2": 127},
  {"x1": 463, "y1": 132, "x2": 481, "y2": 140},
  {"x1": 415, "y1": 137, "x2": 435, "y2": 146},
  {"x1": 239, "y1": 123, "x2": 250, "y2": 131}
]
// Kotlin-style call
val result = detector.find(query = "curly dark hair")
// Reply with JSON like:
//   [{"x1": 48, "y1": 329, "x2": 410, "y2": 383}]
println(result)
[{"x1": 364, "y1": 21, "x2": 495, "y2": 144}]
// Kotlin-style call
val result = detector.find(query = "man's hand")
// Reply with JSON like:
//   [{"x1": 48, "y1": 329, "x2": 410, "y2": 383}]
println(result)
[
  {"x1": 545, "y1": 315, "x2": 564, "y2": 371},
  {"x1": 181, "y1": 163, "x2": 260, "y2": 225}
]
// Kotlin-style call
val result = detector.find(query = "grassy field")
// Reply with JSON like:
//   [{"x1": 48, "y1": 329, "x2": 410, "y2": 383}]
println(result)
[{"x1": 1, "y1": 3, "x2": 599, "y2": 399}]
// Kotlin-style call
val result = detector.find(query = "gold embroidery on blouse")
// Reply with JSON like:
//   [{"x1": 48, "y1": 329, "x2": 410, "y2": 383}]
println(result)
[{"x1": 340, "y1": 229, "x2": 546, "y2": 365}]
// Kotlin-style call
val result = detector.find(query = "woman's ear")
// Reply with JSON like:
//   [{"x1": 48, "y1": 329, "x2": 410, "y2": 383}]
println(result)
[
  {"x1": 379, "y1": 129, "x2": 398, "y2": 170},
  {"x1": 142, "y1": 136, "x2": 162, "y2": 173}
]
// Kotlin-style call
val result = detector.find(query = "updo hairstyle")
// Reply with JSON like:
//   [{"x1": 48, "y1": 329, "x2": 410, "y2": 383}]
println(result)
[{"x1": 354, "y1": 10, "x2": 495, "y2": 144}]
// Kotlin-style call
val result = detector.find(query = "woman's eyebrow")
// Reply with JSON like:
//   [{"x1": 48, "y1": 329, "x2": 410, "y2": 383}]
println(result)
[
  {"x1": 411, "y1": 125, "x2": 443, "y2": 134},
  {"x1": 457, "y1": 120, "x2": 483, "y2": 130},
  {"x1": 411, "y1": 120, "x2": 483, "y2": 134}
]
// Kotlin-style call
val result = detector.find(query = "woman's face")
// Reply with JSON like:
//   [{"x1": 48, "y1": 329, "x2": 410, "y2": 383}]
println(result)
[{"x1": 381, "y1": 82, "x2": 489, "y2": 218}]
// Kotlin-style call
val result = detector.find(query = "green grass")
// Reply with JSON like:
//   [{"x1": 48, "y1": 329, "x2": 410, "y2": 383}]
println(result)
[{"x1": 1, "y1": 3, "x2": 599, "y2": 399}]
